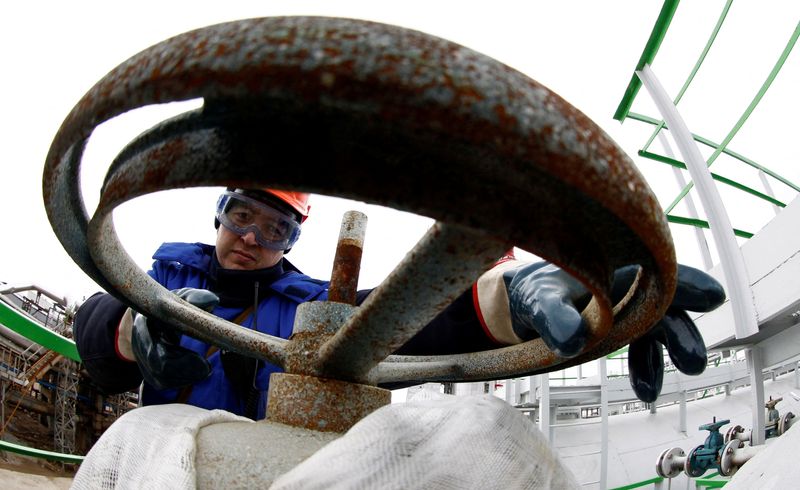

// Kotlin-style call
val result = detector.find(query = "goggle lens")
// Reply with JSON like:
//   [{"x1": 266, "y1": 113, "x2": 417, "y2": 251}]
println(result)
[{"x1": 215, "y1": 192, "x2": 301, "y2": 250}]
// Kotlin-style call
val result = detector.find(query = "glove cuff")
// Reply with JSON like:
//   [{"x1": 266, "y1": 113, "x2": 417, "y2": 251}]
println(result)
[
  {"x1": 473, "y1": 259, "x2": 525, "y2": 345},
  {"x1": 115, "y1": 308, "x2": 136, "y2": 362}
]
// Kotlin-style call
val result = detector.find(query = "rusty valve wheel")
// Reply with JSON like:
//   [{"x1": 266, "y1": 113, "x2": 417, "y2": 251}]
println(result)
[{"x1": 44, "y1": 17, "x2": 676, "y2": 394}]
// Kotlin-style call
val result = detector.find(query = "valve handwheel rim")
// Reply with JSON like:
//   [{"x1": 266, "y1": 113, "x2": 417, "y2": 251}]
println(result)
[{"x1": 43, "y1": 16, "x2": 677, "y2": 385}]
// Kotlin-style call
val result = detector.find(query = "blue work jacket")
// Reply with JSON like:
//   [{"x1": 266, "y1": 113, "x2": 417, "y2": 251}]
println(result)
[{"x1": 141, "y1": 242, "x2": 329, "y2": 419}]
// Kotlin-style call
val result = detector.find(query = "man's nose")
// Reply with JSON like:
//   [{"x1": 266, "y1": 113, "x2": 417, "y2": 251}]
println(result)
[{"x1": 241, "y1": 230, "x2": 259, "y2": 246}]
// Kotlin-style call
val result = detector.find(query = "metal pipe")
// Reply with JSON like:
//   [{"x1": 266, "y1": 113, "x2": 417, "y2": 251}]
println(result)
[
  {"x1": 0, "y1": 285, "x2": 67, "y2": 308},
  {"x1": 719, "y1": 439, "x2": 762, "y2": 477},
  {"x1": 327, "y1": 211, "x2": 367, "y2": 305}
]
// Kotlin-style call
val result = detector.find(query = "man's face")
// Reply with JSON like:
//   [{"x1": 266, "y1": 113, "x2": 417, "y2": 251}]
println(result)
[{"x1": 215, "y1": 225, "x2": 284, "y2": 270}]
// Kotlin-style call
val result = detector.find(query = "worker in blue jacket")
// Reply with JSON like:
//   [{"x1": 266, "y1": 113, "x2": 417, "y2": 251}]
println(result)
[{"x1": 73, "y1": 187, "x2": 725, "y2": 419}]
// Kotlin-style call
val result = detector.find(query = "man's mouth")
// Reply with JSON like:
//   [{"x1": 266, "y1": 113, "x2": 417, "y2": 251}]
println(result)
[{"x1": 233, "y1": 250, "x2": 256, "y2": 261}]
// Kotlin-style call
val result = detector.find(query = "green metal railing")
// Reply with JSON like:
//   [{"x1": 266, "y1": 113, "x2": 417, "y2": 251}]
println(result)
[
  {"x1": 613, "y1": 0, "x2": 680, "y2": 121},
  {"x1": 0, "y1": 298, "x2": 80, "y2": 361},
  {"x1": 0, "y1": 439, "x2": 84, "y2": 464},
  {"x1": 613, "y1": 0, "x2": 799, "y2": 239},
  {"x1": 663, "y1": 19, "x2": 800, "y2": 214},
  {"x1": 695, "y1": 470, "x2": 729, "y2": 488},
  {"x1": 0, "y1": 297, "x2": 83, "y2": 464},
  {"x1": 610, "y1": 476, "x2": 665, "y2": 490}
]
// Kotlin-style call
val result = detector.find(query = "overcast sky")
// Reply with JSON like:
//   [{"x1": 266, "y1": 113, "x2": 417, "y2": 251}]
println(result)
[{"x1": 1, "y1": 1, "x2": 798, "y2": 304}]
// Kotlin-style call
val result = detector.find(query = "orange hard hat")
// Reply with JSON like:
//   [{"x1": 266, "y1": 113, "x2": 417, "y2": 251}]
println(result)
[{"x1": 263, "y1": 189, "x2": 311, "y2": 223}]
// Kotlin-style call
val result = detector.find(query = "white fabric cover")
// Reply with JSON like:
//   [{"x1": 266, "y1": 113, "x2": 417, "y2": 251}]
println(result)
[
  {"x1": 72, "y1": 395, "x2": 578, "y2": 489},
  {"x1": 71, "y1": 404, "x2": 250, "y2": 489},
  {"x1": 272, "y1": 394, "x2": 579, "y2": 489}
]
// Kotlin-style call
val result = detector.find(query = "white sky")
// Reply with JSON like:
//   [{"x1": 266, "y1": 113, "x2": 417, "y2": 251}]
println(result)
[{"x1": 1, "y1": 1, "x2": 798, "y2": 304}]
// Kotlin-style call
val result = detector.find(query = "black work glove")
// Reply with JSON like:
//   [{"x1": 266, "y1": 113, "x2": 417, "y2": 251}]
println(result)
[
  {"x1": 507, "y1": 262, "x2": 592, "y2": 358},
  {"x1": 624, "y1": 265, "x2": 725, "y2": 402},
  {"x1": 498, "y1": 262, "x2": 724, "y2": 402},
  {"x1": 131, "y1": 288, "x2": 219, "y2": 391}
]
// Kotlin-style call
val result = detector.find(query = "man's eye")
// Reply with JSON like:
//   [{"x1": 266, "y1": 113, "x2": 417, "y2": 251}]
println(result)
[
  {"x1": 231, "y1": 211, "x2": 252, "y2": 223},
  {"x1": 263, "y1": 221, "x2": 288, "y2": 238},
  {"x1": 265, "y1": 224, "x2": 281, "y2": 237}
]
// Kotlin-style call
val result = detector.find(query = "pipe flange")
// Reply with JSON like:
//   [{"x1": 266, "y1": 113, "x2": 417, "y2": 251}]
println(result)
[
  {"x1": 779, "y1": 412, "x2": 794, "y2": 435},
  {"x1": 684, "y1": 445, "x2": 706, "y2": 478},
  {"x1": 719, "y1": 439, "x2": 743, "y2": 477},
  {"x1": 656, "y1": 447, "x2": 685, "y2": 479}
]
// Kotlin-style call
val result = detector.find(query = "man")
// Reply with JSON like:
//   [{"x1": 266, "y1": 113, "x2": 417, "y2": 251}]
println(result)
[{"x1": 73, "y1": 188, "x2": 725, "y2": 419}]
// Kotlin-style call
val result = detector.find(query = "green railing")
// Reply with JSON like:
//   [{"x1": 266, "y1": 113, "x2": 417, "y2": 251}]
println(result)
[
  {"x1": 695, "y1": 470, "x2": 729, "y2": 488},
  {"x1": 613, "y1": 0, "x2": 799, "y2": 239},
  {"x1": 609, "y1": 471, "x2": 729, "y2": 490},
  {"x1": 0, "y1": 298, "x2": 80, "y2": 361},
  {"x1": 0, "y1": 439, "x2": 84, "y2": 464},
  {"x1": 613, "y1": 0, "x2": 680, "y2": 121},
  {"x1": 610, "y1": 476, "x2": 664, "y2": 490},
  {"x1": 0, "y1": 296, "x2": 83, "y2": 464}
]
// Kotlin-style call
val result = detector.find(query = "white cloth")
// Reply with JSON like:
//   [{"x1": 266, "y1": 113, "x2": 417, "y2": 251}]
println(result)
[
  {"x1": 73, "y1": 396, "x2": 578, "y2": 489},
  {"x1": 71, "y1": 404, "x2": 250, "y2": 489},
  {"x1": 272, "y1": 394, "x2": 579, "y2": 489}
]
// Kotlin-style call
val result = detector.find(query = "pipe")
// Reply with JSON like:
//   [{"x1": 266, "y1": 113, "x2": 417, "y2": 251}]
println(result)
[
  {"x1": 327, "y1": 211, "x2": 367, "y2": 305},
  {"x1": 719, "y1": 439, "x2": 762, "y2": 477},
  {"x1": 0, "y1": 285, "x2": 67, "y2": 308}
]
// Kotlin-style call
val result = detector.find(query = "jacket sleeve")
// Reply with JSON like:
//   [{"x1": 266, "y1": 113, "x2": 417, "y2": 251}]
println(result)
[
  {"x1": 73, "y1": 292, "x2": 143, "y2": 394},
  {"x1": 394, "y1": 287, "x2": 500, "y2": 356},
  {"x1": 393, "y1": 252, "x2": 520, "y2": 356}
]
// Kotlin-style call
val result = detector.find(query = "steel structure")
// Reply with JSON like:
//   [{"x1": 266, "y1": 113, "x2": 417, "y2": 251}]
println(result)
[{"x1": 53, "y1": 359, "x2": 79, "y2": 457}]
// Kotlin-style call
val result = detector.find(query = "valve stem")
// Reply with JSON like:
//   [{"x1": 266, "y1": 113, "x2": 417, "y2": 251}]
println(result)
[{"x1": 328, "y1": 210, "x2": 367, "y2": 305}]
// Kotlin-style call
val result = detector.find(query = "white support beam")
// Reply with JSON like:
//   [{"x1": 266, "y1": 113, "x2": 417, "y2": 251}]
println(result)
[
  {"x1": 679, "y1": 391, "x2": 687, "y2": 433},
  {"x1": 747, "y1": 346, "x2": 766, "y2": 445},
  {"x1": 599, "y1": 357, "x2": 608, "y2": 490},
  {"x1": 796, "y1": 362, "x2": 800, "y2": 389},
  {"x1": 637, "y1": 64, "x2": 759, "y2": 340},
  {"x1": 538, "y1": 373, "x2": 550, "y2": 442},
  {"x1": 758, "y1": 170, "x2": 781, "y2": 216}
]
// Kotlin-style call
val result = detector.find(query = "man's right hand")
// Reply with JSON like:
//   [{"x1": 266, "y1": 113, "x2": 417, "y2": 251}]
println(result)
[{"x1": 130, "y1": 288, "x2": 219, "y2": 390}]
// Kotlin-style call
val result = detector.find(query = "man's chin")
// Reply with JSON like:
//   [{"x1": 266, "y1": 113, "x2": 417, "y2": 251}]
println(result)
[{"x1": 221, "y1": 256, "x2": 259, "y2": 270}]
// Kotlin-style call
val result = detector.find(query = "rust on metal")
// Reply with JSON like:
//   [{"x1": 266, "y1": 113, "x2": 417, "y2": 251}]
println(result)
[
  {"x1": 327, "y1": 242, "x2": 363, "y2": 304},
  {"x1": 327, "y1": 211, "x2": 367, "y2": 305},
  {"x1": 267, "y1": 373, "x2": 390, "y2": 433},
  {"x1": 317, "y1": 222, "x2": 512, "y2": 384}
]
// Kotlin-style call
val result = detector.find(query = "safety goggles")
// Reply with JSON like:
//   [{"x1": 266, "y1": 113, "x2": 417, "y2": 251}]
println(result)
[{"x1": 215, "y1": 191, "x2": 301, "y2": 250}]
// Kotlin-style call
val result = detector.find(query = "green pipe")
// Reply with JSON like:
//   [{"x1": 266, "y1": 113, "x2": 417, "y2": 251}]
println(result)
[
  {"x1": 0, "y1": 439, "x2": 84, "y2": 464},
  {"x1": 627, "y1": 112, "x2": 800, "y2": 192},
  {"x1": 666, "y1": 215, "x2": 753, "y2": 239},
  {"x1": 639, "y1": 150, "x2": 787, "y2": 207},
  {"x1": 613, "y1": 0, "x2": 681, "y2": 121},
  {"x1": 641, "y1": 0, "x2": 734, "y2": 152},
  {"x1": 665, "y1": 21, "x2": 800, "y2": 212},
  {"x1": 610, "y1": 476, "x2": 665, "y2": 490},
  {"x1": 0, "y1": 299, "x2": 80, "y2": 361}
]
